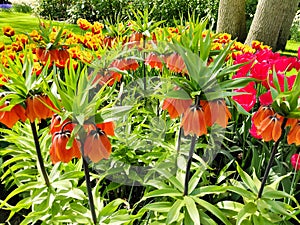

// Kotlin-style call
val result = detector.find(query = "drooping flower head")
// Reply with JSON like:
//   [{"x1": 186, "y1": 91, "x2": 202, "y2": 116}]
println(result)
[
  {"x1": 84, "y1": 126, "x2": 112, "y2": 163},
  {"x1": 50, "y1": 129, "x2": 81, "y2": 164},
  {"x1": 181, "y1": 96, "x2": 211, "y2": 137}
]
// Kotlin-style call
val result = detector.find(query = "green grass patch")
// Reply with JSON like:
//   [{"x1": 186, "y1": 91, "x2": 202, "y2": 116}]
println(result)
[{"x1": 0, "y1": 12, "x2": 81, "y2": 44}]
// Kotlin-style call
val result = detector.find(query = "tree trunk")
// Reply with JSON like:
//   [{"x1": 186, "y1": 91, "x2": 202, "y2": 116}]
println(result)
[
  {"x1": 216, "y1": 0, "x2": 247, "y2": 42},
  {"x1": 276, "y1": 0, "x2": 299, "y2": 50},
  {"x1": 245, "y1": 0, "x2": 298, "y2": 50}
]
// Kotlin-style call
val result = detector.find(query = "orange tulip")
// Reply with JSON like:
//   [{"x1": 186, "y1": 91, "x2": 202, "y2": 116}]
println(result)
[
  {"x1": 77, "y1": 18, "x2": 92, "y2": 31},
  {"x1": 0, "y1": 42, "x2": 5, "y2": 52},
  {"x1": 2, "y1": 26, "x2": 15, "y2": 37},
  {"x1": 181, "y1": 100, "x2": 211, "y2": 136},
  {"x1": 208, "y1": 99, "x2": 231, "y2": 128},
  {"x1": 84, "y1": 128, "x2": 112, "y2": 163},
  {"x1": 50, "y1": 131, "x2": 81, "y2": 164},
  {"x1": 256, "y1": 114, "x2": 283, "y2": 142},
  {"x1": 162, "y1": 98, "x2": 193, "y2": 119},
  {"x1": 91, "y1": 22, "x2": 104, "y2": 34},
  {"x1": 287, "y1": 120, "x2": 300, "y2": 145}
]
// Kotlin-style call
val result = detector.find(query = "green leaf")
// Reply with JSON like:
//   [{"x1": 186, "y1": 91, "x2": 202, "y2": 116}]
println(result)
[
  {"x1": 237, "y1": 202, "x2": 257, "y2": 225},
  {"x1": 184, "y1": 196, "x2": 200, "y2": 225},
  {"x1": 191, "y1": 185, "x2": 227, "y2": 197},
  {"x1": 252, "y1": 214, "x2": 273, "y2": 225},
  {"x1": 233, "y1": 101, "x2": 251, "y2": 115},
  {"x1": 142, "y1": 202, "x2": 173, "y2": 213},
  {"x1": 226, "y1": 186, "x2": 256, "y2": 199},
  {"x1": 236, "y1": 161, "x2": 258, "y2": 194},
  {"x1": 143, "y1": 188, "x2": 182, "y2": 199},
  {"x1": 0, "y1": 181, "x2": 42, "y2": 208},
  {"x1": 99, "y1": 199, "x2": 129, "y2": 217},
  {"x1": 217, "y1": 200, "x2": 244, "y2": 212},
  {"x1": 199, "y1": 210, "x2": 218, "y2": 225},
  {"x1": 191, "y1": 196, "x2": 232, "y2": 225},
  {"x1": 166, "y1": 199, "x2": 184, "y2": 225},
  {"x1": 165, "y1": 89, "x2": 191, "y2": 100},
  {"x1": 264, "y1": 199, "x2": 300, "y2": 221}
]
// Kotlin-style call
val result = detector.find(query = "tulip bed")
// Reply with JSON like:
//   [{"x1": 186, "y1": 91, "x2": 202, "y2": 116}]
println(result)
[{"x1": 0, "y1": 12, "x2": 299, "y2": 225}]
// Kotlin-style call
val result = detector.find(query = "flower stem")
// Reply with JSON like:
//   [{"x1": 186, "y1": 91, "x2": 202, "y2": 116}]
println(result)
[
  {"x1": 176, "y1": 126, "x2": 183, "y2": 153},
  {"x1": 257, "y1": 117, "x2": 288, "y2": 198},
  {"x1": 142, "y1": 35, "x2": 147, "y2": 92},
  {"x1": 184, "y1": 134, "x2": 197, "y2": 196},
  {"x1": 30, "y1": 122, "x2": 50, "y2": 187},
  {"x1": 81, "y1": 148, "x2": 97, "y2": 224}
]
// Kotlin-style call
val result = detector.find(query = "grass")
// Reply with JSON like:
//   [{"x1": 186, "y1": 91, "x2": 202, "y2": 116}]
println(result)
[
  {"x1": 0, "y1": 12, "x2": 81, "y2": 44},
  {"x1": 0, "y1": 11, "x2": 299, "y2": 56}
]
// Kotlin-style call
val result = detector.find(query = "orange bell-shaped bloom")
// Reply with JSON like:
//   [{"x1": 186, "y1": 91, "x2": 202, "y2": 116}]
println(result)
[
  {"x1": 0, "y1": 102, "x2": 26, "y2": 128},
  {"x1": 84, "y1": 128, "x2": 112, "y2": 163},
  {"x1": 256, "y1": 114, "x2": 283, "y2": 142},
  {"x1": 145, "y1": 52, "x2": 164, "y2": 70},
  {"x1": 50, "y1": 131, "x2": 81, "y2": 164},
  {"x1": 166, "y1": 53, "x2": 188, "y2": 74},
  {"x1": 252, "y1": 105, "x2": 274, "y2": 127},
  {"x1": 162, "y1": 98, "x2": 193, "y2": 119},
  {"x1": 181, "y1": 99, "x2": 211, "y2": 137},
  {"x1": 50, "y1": 114, "x2": 73, "y2": 134},
  {"x1": 287, "y1": 120, "x2": 300, "y2": 145},
  {"x1": 208, "y1": 99, "x2": 231, "y2": 128},
  {"x1": 96, "y1": 121, "x2": 115, "y2": 136},
  {"x1": 25, "y1": 95, "x2": 56, "y2": 122}
]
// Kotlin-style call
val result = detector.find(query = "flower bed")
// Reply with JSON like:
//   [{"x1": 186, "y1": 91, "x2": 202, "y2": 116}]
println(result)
[{"x1": 0, "y1": 13, "x2": 299, "y2": 224}]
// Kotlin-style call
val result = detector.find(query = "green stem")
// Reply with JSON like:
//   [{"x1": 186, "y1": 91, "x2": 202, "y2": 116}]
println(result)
[
  {"x1": 30, "y1": 122, "x2": 50, "y2": 187},
  {"x1": 176, "y1": 126, "x2": 183, "y2": 153},
  {"x1": 142, "y1": 35, "x2": 147, "y2": 92},
  {"x1": 287, "y1": 159, "x2": 300, "y2": 205},
  {"x1": 184, "y1": 134, "x2": 197, "y2": 196},
  {"x1": 257, "y1": 117, "x2": 288, "y2": 198},
  {"x1": 80, "y1": 147, "x2": 97, "y2": 224}
]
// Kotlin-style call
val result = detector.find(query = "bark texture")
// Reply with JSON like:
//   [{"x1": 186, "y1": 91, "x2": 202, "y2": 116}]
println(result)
[
  {"x1": 245, "y1": 0, "x2": 299, "y2": 50},
  {"x1": 216, "y1": 0, "x2": 246, "y2": 42},
  {"x1": 276, "y1": 0, "x2": 299, "y2": 50}
]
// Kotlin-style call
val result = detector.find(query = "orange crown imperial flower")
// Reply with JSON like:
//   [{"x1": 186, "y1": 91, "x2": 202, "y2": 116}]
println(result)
[
  {"x1": 0, "y1": 101, "x2": 26, "y2": 128},
  {"x1": 25, "y1": 94, "x2": 56, "y2": 122},
  {"x1": 287, "y1": 119, "x2": 300, "y2": 146},
  {"x1": 256, "y1": 113, "x2": 283, "y2": 142},
  {"x1": 162, "y1": 98, "x2": 193, "y2": 119},
  {"x1": 84, "y1": 127, "x2": 112, "y2": 163},
  {"x1": 208, "y1": 99, "x2": 232, "y2": 128},
  {"x1": 181, "y1": 97, "x2": 211, "y2": 137},
  {"x1": 50, "y1": 129, "x2": 81, "y2": 164}
]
